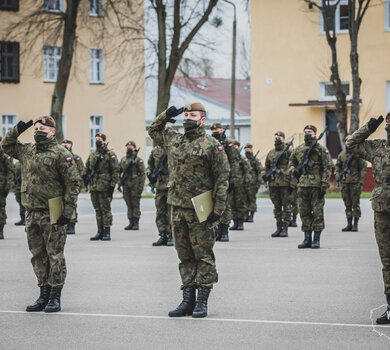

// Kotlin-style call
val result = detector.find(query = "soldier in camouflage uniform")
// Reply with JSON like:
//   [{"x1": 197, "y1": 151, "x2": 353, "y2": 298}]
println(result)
[
  {"x1": 13, "y1": 160, "x2": 25, "y2": 226},
  {"x1": 288, "y1": 125, "x2": 332, "y2": 249},
  {"x1": 2, "y1": 116, "x2": 81, "y2": 313},
  {"x1": 149, "y1": 102, "x2": 229, "y2": 318},
  {"x1": 85, "y1": 133, "x2": 120, "y2": 241},
  {"x1": 119, "y1": 141, "x2": 145, "y2": 231},
  {"x1": 265, "y1": 131, "x2": 292, "y2": 237},
  {"x1": 210, "y1": 122, "x2": 238, "y2": 242},
  {"x1": 335, "y1": 146, "x2": 367, "y2": 232},
  {"x1": 346, "y1": 114, "x2": 390, "y2": 324},
  {"x1": 61, "y1": 139, "x2": 85, "y2": 235},
  {"x1": 0, "y1": 136, "x2": 15, "y2": 239},
  {"x1": 244, "y1": 143, "x2": 264, "y2": 223},
  {"x1": 230, "y1": 139, "x2": 252, "y2": 231},
  {"x1": 147, "y1": 144, "x2": 173, "y2": 246},
  {"x1": 288, "y1": 144, "x2": 298, "y2": 228}
]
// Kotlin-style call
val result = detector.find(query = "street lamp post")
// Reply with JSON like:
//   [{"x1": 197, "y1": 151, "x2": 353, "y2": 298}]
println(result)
[{"x1": 222, "y1": 0, "x2": 237, "y2": 139}]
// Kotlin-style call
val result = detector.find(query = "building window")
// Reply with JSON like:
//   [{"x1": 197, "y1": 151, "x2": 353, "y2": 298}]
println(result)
[
  {"x1": 43, "y1": 46, "x2": 62, "y2": 82},
  {"x1": 89, "y1": 0, "x2": 103, "y2": 17},
  {"x1": 90, "y1": 49, "x2": 104, "y2": 84},
  {"x1": 90, "y1": 115, "x2": 103, "y2": 149},
  {"x1": 0, "y1": 41, "x2": 19, "y2": 83},
  {"x1": 319, "y1": 82, "x2": 350, "y2": 100},
  {"x1": 43, "y1": 0, "x2": 64, "y2": 13},
  {"x1": 386, "y1": 1, "x2": 390, "y2": 31},
  {"x1": 2, "y1": 114, "x2": 17, "y2": 136},
  {"x1": 0, "y1": 0, "x2": 19, "y2": 11},
  {"x1": 319, "y1": 0, "x2": 349, "y2": 34}
]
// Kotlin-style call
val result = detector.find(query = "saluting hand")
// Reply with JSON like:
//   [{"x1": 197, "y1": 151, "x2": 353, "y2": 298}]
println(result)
[
  {"x1": 367, "y1": 116, "x2": 384, "y2": 133},
  {"x1": 165, "y1": 106, "x2": 184, "y2": 123},
  {"x1": 17, "y1": 120, "x2": 33, "y2": 135}
]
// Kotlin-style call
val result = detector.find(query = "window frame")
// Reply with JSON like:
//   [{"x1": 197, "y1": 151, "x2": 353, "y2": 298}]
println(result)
[
  {"x1": 89, "y1": 0, "x2": 103, "y2": 17},
  {"x1": 0, "y1": 0, "x2": 19, "y2": 11},
  {"x1": 385, "y1": 0, "x2": 390, "y2": 31},
  {"x1": 319, "y1": 82, "x2": 350, "y2": 101},
  {"x1": 1, "y1": 114, "x2": 17, "y2": 137},
  {"x1": 319, "y1": 0, "x2": 349, "y2": 35},
  {"x1": 89, "y1": 48, "x2": 104, "y2": 84},
  {"x1": 90, "y1": 115, "x2": 104, "y2": 149},
  {"x1": 0, "y1": 41, "x2": 20, "y2": 83},
  {"x1": 43, "y1": 0, "x2": 64, "y2": 13},
  {"x1": 43, "y1": 45, "x2": 62, "y2": 83}
]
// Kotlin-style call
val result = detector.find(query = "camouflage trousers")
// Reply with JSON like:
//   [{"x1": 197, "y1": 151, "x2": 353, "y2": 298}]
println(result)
[
  {"x1": 220, "y1": 190, "x2": 233, "y2": 226},
  {"x1": 123, "y1": 185, "x2": 142, "y2": 219},
  {"x1": 374, "y1": 211, "x2": 390, "y2": 295},
  {"x1": 341, "y1": 183, "x2": 362, "y2": 218},
  {"x1": 269, "y1": 186, "x2": 291, "y2": 223},
  {"x1": 297, "y1": 187, "x2": 325, "y2": 232},
  {"x1": 289, "y1": 187, "x2": 298, "y2": 216},
  {"x1": 171, "y1": 206, "x2": 218, "y2": 289},
  {"x1": 15, "y1": 188, "x2": 25, "y2": 218},
  {"x1": 232, "y1": 185, "x2": 248, "y2": 220},
  {"x1": 0, "y1": 191, "x2": 8, "y2": 224},
  {"x1": 247, "y1": 182, "x2": 258, "y2": 212},
  {"x1": 26, "y1": 210, "x2": 67, "y2": 288},
  {"x1": 91, "y1": 190, "x2": 113, "y2": 226},
  {"x1": 155, "y1": 188, "x2": 171, "y2": 233}
]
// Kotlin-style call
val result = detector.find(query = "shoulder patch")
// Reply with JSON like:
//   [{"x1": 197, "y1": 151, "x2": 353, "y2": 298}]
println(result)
[
  {"x1": 111, "y1": 155, "x2": 116, "y2": 159},
  {"x1": 66, "y1": 157, "x2": 72, "y2": 162},
  {"x1": 7, "y1": 156, "x2": 11, "y2": 160},
  {"x1": 139, "y1": 160, "x2": 143, "y2": 163},
  {"x1": 325, "y1": 149, "x2": 329, "y2": 154},
  {"x1": 76, "y1": 157, "x2": 80, "y2": 161},
  {"x1": 218, "y1": 146, "x2": 224, "y2": 151},
  {"x1": 228, "y1": 143, "x2": 233, "y2": 147}
]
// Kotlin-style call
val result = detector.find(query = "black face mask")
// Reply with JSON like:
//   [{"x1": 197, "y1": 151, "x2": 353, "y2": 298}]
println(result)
[
  {"x1": 34, "y1": 131, "x2": 48, "y2": 143},
  {"x1": 304, "y1": 133, "x2": 315, "y2": 145},
  {"x1": 96, "y1": 140, "x2": 103, "y2": 148},
  {"x1": 127, "y1": 148, "x2": 133, "y2": 156},
  {"x1": 245, "y1": 152, "x2": 252, "y2": 157},
  {"x1": 183, "y1": 119, "x2": 199, "y2": 132},
  {"x1": 212, "y1": 132, "x2": 220, "y2": 139},
  {"x1": 274, "y1": 139, "x2": 283, "y2": 146}
]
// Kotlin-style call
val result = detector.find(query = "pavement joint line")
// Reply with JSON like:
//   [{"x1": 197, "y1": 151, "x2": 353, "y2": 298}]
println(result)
[{"x1": 1, "y1": 310, "x2": 390, "y2": 329}]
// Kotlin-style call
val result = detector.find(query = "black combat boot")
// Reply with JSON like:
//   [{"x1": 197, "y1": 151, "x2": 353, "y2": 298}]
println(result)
[
  {"x1": 342, "y1": 217, "x2": 353, "y2": 232},
  {"x1": 44, "y1": 287, "x2": 62, "y2": 313},
  {"x1": 90, "y1": 225, "x2": 104, "y2": 240},
  {"x1": 236, "y1": 219, "x2": 244, "y2": 231},
  {"x1": 192, "y1": 287, "x2": 211, "y2": 318},
  {"x1": 131, "y1": 218, "x2": 139, "y2": 230},
  {"x1": 244, "y1": 211, "x2": 250, "y2": 222},
  {"x1": 280, "y1": 222, "x2": 288, "y2": 237},
  {"x1": 289, "y1": 214, "x2": 297, "y2": 227},
  {"x1": 351, "y1": 217, "x2": 359, "y2": 232},
  {"x1": 220, "y1": 224, "x2": 229, "y2": 242},
  {"x1": 152, "y1": 232, "x2": 168, "y2": 246},
  {"x1": 247, "y1": 211, "x2": 254, "y2": 223},
  {"x1": 66, "y1": 222, "x2": 75, "y2": 235},
  {"x1": 101, "y1": 226, "x2": 111, "y2": 241},
  {"x1": 26, "y1": 285, "x2": 51, "y2": 312},
  {"x1": 0, "y1": 224, "x2": 4, "y2": 239},
  {"x1": 298, "y1": 231, "x2": 312, "y2": 249},
  {"x1": 376, "y1": 295, "x2": 390, "y2": 324},
  {"x1": 168, "y1": 287, "x2": 196, "y2": 317},
  {"x1": 215, "y1": 224, "x2": 222, "y2": 241},
  {"x1": 271, "y1": 222, "x2": 282, "y2": 237},
  {"x1": 166, "y1": 233, "x2": 174, "y2": 246},
  {"x1": 15, "y1": 215, "x2": 25, "y2": 226},
  {"x1": 124, "y1": 219, "x2": 133, "y2": 230},
  {"x1": 229, "y1": 219, "x2": 238, "y2": 230},
  {"x1": 311, "y1": 231, "x2": 321, "y2": 249}
]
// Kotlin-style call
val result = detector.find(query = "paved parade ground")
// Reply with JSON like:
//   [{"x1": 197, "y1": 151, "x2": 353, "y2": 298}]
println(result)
[{"x1": 1, "y1": 194, "x2": 390, "y2": 349}]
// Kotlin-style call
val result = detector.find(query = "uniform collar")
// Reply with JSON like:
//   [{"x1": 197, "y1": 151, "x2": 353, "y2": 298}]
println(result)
[
  {"x1": 184, "y1": 126, "x2": 205, "y2": 140},
  {"x1": 35, "y1": 136, "x2": 57, "y2": 151}
]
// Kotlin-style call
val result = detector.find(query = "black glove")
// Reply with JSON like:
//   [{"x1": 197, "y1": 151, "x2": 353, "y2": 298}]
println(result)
[
  {"x1": 17, "y1": 120, "x2": 33, "y2": 135},
  {"x1": 165, "y1": 106, "x2": 184, "y2": 123},
  {"x1": 207, "y1": 211, "x2": 220, "y2": 224},
  {"x1": 368, "y1": 116, "x2": 384, "y2": 133},
  {"x1": 56, "y1": 215, "x2": 70, "y2": 226},
  {"x1": 318, "y1": 187, "x2": 327, "y2": 199},
  {"x1": 108, "y1": 186, "x2": 115, "y2": 198}
]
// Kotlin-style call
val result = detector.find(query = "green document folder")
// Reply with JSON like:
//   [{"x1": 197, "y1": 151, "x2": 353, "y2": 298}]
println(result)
[
  {"x1": 191, "y1": 190, "x2": 213, "y2": 223},
  {"x1": 49, "y1": 196, "x2": 76, "y2": 224}
]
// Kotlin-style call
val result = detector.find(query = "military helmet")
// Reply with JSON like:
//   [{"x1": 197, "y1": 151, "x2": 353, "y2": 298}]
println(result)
[{"x1": 34, "y1": 116, "x2": 56, "y2": 128}]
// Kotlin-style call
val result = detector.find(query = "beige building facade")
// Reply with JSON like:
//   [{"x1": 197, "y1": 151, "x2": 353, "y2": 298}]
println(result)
[
  {"x1": 251, "y1": 0, "x2": 390, "y2": 160},
  {"x1": 0, "y1": 0, "x2": 145, "y2": 162}
]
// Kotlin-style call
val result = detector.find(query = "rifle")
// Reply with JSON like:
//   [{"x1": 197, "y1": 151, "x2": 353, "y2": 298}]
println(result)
[
  {"x1": 336, "y1": 154, "x2": 354, "y2": 187},
  {"x1": 119, "y1": 147, "x2": 140, "y2": 190},
  {"x1": 262, "y1": 138, "x2": 294, "y2": 184},
  {"x1": 147, "y1": 153, "x2": 168, "y2": 194},
  {"x1": 293, "y1": 128, "x2": 328, "y2": 182},
  {"x1": 84, "y1": 143, "x2": 109, "y2": 189}
]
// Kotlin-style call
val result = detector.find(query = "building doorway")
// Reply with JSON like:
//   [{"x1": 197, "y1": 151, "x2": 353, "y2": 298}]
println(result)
[{"x1": 325, "y1": 110, "x2": 342, "y2": 159}]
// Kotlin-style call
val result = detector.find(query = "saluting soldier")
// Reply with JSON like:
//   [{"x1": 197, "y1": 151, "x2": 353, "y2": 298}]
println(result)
[
  {"x1": 85, "y1": 133, "x2": 120, "y2": 241},
  {"x1": 119, "y1": 141, "x2": 145, "y2": 231},
  {"x1": 264, "y1": 131, "x2": 292, "y2": 237},
  {"x1": 2, "y1": 116, "x2": 81, "y2": 312},
  {"x1": 288, "y1": 125, "x2": 332, "y2": 249},
  {"x1": 13, "y1": 160, "x2": 25, "y2": 226},
  {"x1": 244, "y1": 143, "x2": 264, "y2": 223},
  {"x1": 61, "y1": 139, "x2": 85, "y2": 235},
  {"x1": 149, "y1": 102, "x2": 229, "y2": 318},
  {"x1": 147, "y1": 144, "x2": 173, "y2": 246},
  {"x1": 346, "y1": 114, "x2": 390, "y2": 324}
]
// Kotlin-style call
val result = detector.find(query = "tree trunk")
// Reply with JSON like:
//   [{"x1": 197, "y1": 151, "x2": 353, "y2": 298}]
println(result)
[{"x1": 51, "y1": 0, "x2": 80, "y2": 141}]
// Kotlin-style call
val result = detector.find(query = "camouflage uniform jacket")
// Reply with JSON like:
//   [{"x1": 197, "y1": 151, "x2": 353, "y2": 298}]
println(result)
[
  {"x1": 246, "y1": 153, "x2": 264, "y2": 186},
  {"x1": 346, "y1": 122, "x2": 390, "y2": 212},
  {"x1": 236, "y1": 155, "x2": 253, "y2": 186},
  {"x1": 13, "y1": 160, "x2": 22, "y2": 190},
  {"x1": 148, "y1": 110, "x2": 230, "y2": 216},
  {"x1": 1, "y1": 126, "x2": 81, "y2": 218},
  {"x1": 85, "y1": 147, "x2": 120, "y2": 192},
  {"x1": 146, "y1": 146, "x2": 169, "y2": 191},
  {"x1": 288, "y1": 140, "x2": 332, "y2": 188},
  {"x1": 265, "y1": 144, "x2": 292, "y2": 187},
  {"x1": 335, "y1": 150, "x2": 367, "y2": 184},
  {"x1": 72, "y1": 153, "x2": 85, "y2": 187},
  {"x1": 0, "y1": 147, "x2": 15, "y2": 192},
  {"x1": 119, "y1": 154, "x2": 146, "y2": 191}
]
